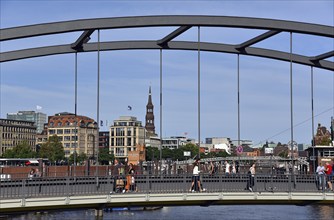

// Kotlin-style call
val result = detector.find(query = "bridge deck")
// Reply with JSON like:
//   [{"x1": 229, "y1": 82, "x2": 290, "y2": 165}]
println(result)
[{"x1": 1, "y1": 174, "x2": 333, "y2": 214}]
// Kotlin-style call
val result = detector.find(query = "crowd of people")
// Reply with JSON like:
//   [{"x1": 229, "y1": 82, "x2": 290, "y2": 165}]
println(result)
[
  {"x1": 189, "y1": 158, "x2": 256, "y2": 192},
  {"x1": 112, "y1": 160, "x2": 138, "y2": 194},
  {"x1": 25, "y1": 158, "x2": 333, "y2": 193}
]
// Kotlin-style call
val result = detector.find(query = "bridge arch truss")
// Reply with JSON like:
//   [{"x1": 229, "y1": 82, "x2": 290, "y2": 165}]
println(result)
[{"x1": 1, "y1": 15, "x2": 333, "y2": 71}]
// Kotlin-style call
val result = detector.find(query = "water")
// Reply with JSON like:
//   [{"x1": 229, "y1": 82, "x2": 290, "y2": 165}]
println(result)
[{"x1": 5, "y1": 205, "x2": 334, "y2": 220}]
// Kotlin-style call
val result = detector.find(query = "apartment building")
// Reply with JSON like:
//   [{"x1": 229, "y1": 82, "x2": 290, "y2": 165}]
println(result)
[
  {"x1": 110, "y1": 116, "x2": 145, "y2": 161},
  {"x1": 47, "y1": 112, "x2": 98, "y2": 158}
]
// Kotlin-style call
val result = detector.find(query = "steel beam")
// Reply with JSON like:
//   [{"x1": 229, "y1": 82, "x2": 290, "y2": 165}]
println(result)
[
  {"x1": 1, "y1": 41, "x2": 333, "y2": 71},
  {"x1": 1, "y1": 15, "x2": 333, "y2": 41},
  {"x1": 157, "y1": 26, "x2": 192, "y2": 46},
  {"x1": 309, "y1": 50, "x2": 334, "y2": 62},
  {"x1": 235, "y1": 30, "x2": 281, "y2": 50},
  {"x1": 71, "y1": 29, "x2": 95, "y2": 51}
]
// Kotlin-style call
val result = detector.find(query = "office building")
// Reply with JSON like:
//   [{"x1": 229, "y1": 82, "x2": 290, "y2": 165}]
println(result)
[
  {"x1": 7, "y1": 111, "x2": 47, "y2": 134},
  {"x1": 0, "y1": 119, "x2": 36, "y2": 155}
]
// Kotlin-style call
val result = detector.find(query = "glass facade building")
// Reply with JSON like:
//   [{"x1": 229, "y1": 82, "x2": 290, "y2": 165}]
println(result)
[{"x1": 7, "y1": 111, "x2": 46, "y2": 134}]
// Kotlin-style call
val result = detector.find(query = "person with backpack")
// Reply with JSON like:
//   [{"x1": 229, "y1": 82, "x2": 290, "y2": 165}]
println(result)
[{"x1": 324, "y1": 161, "x2": 333, "y2": 191}]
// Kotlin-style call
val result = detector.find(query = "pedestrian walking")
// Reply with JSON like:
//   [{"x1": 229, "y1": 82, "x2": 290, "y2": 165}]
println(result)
[
  {"x1": 225, "y1": 161, "x2": 230, "y2": 175},
  {"x1": 125, "y1": 163, "x2": 137, "y2": 192},
  {"x1": 324, "y1": 161, "x2": 333, "y2": 191},
  {"x1": 209, "y1": 161, "x2": 215, "y2": 175},
  {"x1": 247, "y1": 163, "x2": 256, "y2": 192},
  {"x1": 316, "y1": 162, "x2": 325, "y2": 190},
  {"x1": 189, "y1": 158, "x2": 202, "y2": 192},
  {"x1": 231, "y1": 162, "x2": 236, "y2": 174}
]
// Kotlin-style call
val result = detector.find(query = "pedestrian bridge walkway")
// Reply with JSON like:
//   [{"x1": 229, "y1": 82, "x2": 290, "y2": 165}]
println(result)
[{"x1": 1, "y1": 174, "x2": 333, "y2": 215}]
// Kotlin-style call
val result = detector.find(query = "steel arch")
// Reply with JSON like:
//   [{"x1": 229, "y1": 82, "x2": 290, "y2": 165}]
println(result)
[
  {"x1": 1, "y1": 41, "x2": 333, "y2": 71},
  {"x1": 0, "y1": 15, "x2": 333, "y2": 70}
]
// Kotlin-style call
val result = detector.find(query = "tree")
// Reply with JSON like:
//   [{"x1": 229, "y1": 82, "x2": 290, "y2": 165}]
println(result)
[
  {"x1": 68, "y1": 152, "x2": 88, "y2": 165},
  {"x1": 98, "y1": 147, "x2": 114, "y2": 165},
  {"x1": 2, "y1": 141, "x2": 36, "y2": 158},
  {"x1": 39, "y1": 135, "x2": 65, "y2": 163},
  {"x1": 215, "y1": 150, "x2": 229, "y2": 158},
  {"x1": 319, "y1": 137, "x2": 332, "y2": 146},
  {"x1": 145, "y1": 146, "x2": 160, "y2": 161},
  {"x1": 179, "y1": 143, "x2": 199, "y2": 159}
]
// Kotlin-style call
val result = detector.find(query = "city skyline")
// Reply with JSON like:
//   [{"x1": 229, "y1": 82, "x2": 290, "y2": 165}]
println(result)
[{"x1": 0, "y1": 1, "x2": 333, "y2": 146}]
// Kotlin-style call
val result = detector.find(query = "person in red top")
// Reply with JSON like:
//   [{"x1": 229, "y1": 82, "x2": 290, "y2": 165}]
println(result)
[{"x1": 325, "y1": 161, "x2": 333, "y2": 191}]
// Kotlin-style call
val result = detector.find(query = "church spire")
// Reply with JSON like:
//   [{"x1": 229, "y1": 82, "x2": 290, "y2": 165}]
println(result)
[{"x1": 145, "y1": 86, "x2": 155, "y2": 134}]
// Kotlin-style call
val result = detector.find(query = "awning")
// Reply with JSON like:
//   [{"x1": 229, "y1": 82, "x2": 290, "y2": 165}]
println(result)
[{"x1": 26, "y1": 159, "x2": 39, "y2": 165}]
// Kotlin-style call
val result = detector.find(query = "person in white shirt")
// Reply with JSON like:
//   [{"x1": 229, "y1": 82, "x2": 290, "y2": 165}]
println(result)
[
  {"x1": 316, "y1": 162, "x2": 325, "y2": 190},
  {"x1": 189, "y1": 159, "x2": 202, "y2": 192},
  {"x1": 247, "y1": 163, "x2": 256, "y2": 192},
  {"x1": 225, "y1": 161, "x2": 230, "y2": 175}
]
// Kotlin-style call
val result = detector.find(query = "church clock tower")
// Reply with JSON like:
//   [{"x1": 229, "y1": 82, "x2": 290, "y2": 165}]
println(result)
[{"x1": 145, "y1": 86, "x2": 155, "y2": 135}]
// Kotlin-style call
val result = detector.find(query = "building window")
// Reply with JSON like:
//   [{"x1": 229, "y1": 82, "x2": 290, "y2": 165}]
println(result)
[
  {"x1": 49, "y1": 129, "x2": 55, "y2": 135},
  {"x1": 64, "y1": 129, "x2": 71, "y2": 134},
  {"x1": 116, "y1": 128, "x2": 124, "y2": 136},
  {"x1": 323, "y1": 150, "x2": 334, "y2": 157},
  {"x1": 116, "y1": 138, "x2": 124, "y2": 146},
  {"x1": 127, "y1": 128, "x2": 132, "y2": 136},
  {"x1": 57, "y1": 129, "x2": 63, "y2": 134},
  {"x1": 127, "y1": 138, "x2": 132, "y2": 146}
]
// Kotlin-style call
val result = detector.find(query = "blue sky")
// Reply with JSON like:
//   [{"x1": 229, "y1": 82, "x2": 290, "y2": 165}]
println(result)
[{"x1": 0, "y1": 0, "x2": 333, "y2": 146}]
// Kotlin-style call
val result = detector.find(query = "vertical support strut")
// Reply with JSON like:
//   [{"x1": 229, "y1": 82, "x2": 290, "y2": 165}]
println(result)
[
  {"x1": 197, "y1": 26, "x2": 201, "y2": 159},
  {"x1": 96, "y1": 29, "x2": 100, "y2": 174},
  {"x1": 74, "y1": 52, "x2": 78, "y2": 174},
  {"x1": 160, "y1": 49, "x2": 163, "y2": 174},
  {"x1": 311, "y1": 66, "x2": 315, "y2": 173},
  {"x1": 289, "y1": 32, "x2": 295, "y2": 176},
  {"x1": 0, "y1": 64, "x2": 2, "y2": 118},
  {"x1": 237, "y1": 54, "x2": 240, "y2": 147}
]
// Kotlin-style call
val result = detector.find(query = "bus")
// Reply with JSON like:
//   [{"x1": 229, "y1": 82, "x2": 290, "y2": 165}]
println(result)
[{"x1": 0, "y1": 158, "x2": 49, "y2": 167}]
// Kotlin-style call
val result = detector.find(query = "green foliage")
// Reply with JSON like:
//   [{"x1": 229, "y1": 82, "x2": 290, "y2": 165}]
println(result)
[
  {"x1": 2, "y1": 141, "x2": 36, "y2": 158},
  {"x1": 319, "y1": 137, "x2": 332, "y2": 146},
  {"x1": 145, "y1": 143, "x2": 200, "y2": 161},
  {"x1": 278, "y1": 151, "x2": 288, "y2": 158},
  {"x1": 68, "y1": 152, "x2": 88, "y2": 165},
  {"x1": 145, "y1": 146, "x2": 160, "y2": 161},
  {"x1": 98, "y1": 147, "x2": 114, "y2": 165},
  {"x1": 39, "y1": 135, "x2": 65, "y2": 163}
]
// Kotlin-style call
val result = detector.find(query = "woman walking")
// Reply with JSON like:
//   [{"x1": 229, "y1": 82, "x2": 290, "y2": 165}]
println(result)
[{"x1": 189, "y1": 159, "x2": 202, "y2": 192}]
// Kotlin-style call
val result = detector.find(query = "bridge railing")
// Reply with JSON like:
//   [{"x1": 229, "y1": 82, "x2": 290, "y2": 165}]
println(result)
[{"x1": 0, "y1": 173, "x2": 331, "y2": 200}]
